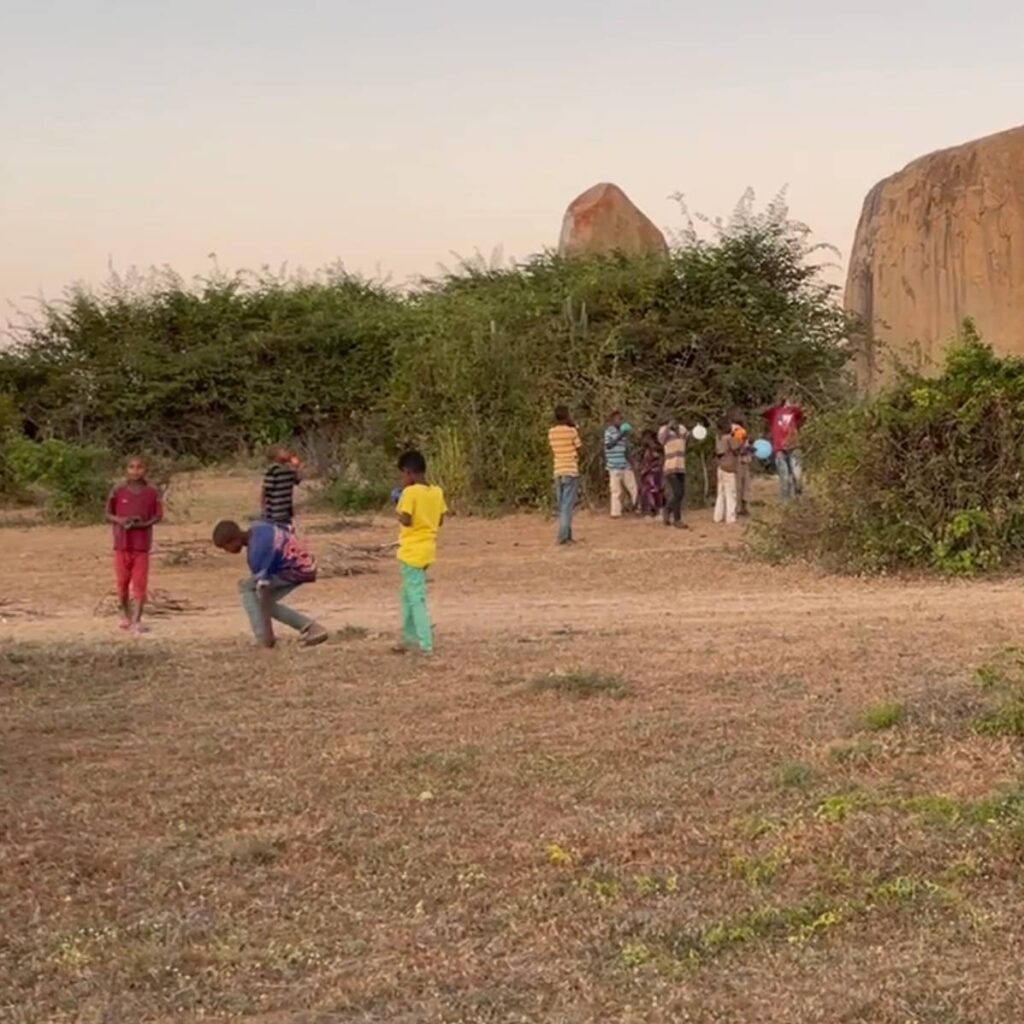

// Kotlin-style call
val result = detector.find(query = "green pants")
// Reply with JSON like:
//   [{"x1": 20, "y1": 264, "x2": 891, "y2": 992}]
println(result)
[{"x1": 399, "y1": 562, "x2": 433, "y2": 652}]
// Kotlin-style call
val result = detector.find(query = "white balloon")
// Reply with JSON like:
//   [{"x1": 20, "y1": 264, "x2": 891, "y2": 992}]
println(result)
[{"x1": 691, "y1": 424, "x2": 708, "y2": 441}]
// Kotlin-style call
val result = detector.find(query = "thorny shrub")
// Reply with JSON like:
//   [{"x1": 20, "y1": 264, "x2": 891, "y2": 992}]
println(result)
[{"x1": 754, "y1": 324, "x2": 1024, "y2": 575}]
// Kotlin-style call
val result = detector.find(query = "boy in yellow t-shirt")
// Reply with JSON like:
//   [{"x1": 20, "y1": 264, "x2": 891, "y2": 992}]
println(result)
[{"x1": 394, "y1": 449, "x2": 447, "y2": 655}]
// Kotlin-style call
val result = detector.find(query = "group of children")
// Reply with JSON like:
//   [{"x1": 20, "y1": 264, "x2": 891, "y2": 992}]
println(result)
[
  {"x1": 107, "y1": 445, "x2": 447, "y2": 656},
  {"x1": 106, "y1": 398, "x2": 802, "y2": 649},
  {"x1": 601, "y1": 411, "x2": 693, "y2": 527},
  {"x1": 546, "y1": 395, "x2": 805, "y2": 540}
]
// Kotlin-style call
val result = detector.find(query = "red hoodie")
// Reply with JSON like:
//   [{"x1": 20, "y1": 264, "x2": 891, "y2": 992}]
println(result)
[{"x1": 764, "y1": 405, "x2": 804, "y2": 452}]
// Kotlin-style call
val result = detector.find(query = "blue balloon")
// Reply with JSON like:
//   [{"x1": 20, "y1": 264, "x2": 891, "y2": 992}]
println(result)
[
  {"x1": 753, "y1": 438, "x2": 773, "y2": 460},
  {"x1": 391, "y1": 486, "x2": 403, "y2": 504}
]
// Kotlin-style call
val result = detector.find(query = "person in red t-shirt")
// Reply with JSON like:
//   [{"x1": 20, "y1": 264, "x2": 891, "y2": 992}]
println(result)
[
  {"x1": 105, "y1": 456, "x2": 163, "y2": 635},
  {"x1": 763, "y1": 394, "x2": 805, "y2": 502}
]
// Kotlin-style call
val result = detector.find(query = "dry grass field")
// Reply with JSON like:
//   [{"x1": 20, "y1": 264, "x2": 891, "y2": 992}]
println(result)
[{"x1": 3, "y1": 472, "x2": 1024, "y2": 1022}]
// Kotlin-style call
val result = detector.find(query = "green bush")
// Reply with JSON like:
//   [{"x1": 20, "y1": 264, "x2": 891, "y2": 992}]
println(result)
[
  {"x1": 388, "y1": 192, "x2": 850, "y2": 508},
  {"x1": 0, "y1": 269, "x2": 400, "y2": 458},
  {"x1": 1, "y1": 192, "x2": 852, "y2": 509},
  {"x1": 3, "y1": 437, "x2": 110, "y2": 521},
  {"x1": 319, "y1": 479, "x2": 393, "y2": 514},
  {"x1": 756, "y1": 324, "x2": 1024, "y2": 575}
]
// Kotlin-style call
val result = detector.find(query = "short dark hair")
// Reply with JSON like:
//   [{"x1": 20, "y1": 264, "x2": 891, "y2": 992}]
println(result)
[
  {"x1": 212, "y1": 520, "x2": 243, "y2": 547},
  {"x1": 554, "y1": 404, "x2": 571, "y2": 424},
  {"x1": 398, "y1": 449, "x2": 427, "y2": 475}
]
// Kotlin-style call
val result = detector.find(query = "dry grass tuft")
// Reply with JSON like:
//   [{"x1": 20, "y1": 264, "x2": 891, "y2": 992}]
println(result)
[
  {"x1": 305, "y1": 518, "x2": 372, "y2": 534},
  {"x1": 528, "y1": 669, "x2": 631, "y2": 699},
  {"x1": 317, "y1": 542, "x2": 393, "y2": 579}
]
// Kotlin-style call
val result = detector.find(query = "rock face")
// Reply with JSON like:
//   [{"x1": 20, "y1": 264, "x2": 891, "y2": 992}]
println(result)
[
  {"x1": 558, "y1": 183, "x2": 668, "y2": 258},
  {"x1": 846, "y1": 125, "x2": 1024, "y2": 388}
]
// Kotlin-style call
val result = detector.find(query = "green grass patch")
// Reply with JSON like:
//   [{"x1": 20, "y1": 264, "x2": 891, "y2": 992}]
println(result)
[
  {"x1": 623, "y1": 873, "x2": 936, "y2": 972},
  {"x1": 528, "y1": 671, "x2": 630, "y2": 700},
  {"x1": 974, "y1": 694, "x2": 1024, "y2": 736},
  {"x1": 969, "y1": 648, "x2": 1024, "y2": 736},
  {"x1": 859, "y1": 701, "x2": 905, "y2": 732},
  {"x1": 828, "y1": 740, "x2": 881, "y2": 766},
  {"x1": 402, "y1": 746, "x2": 481, "y2": 780},
  {"x1": 319, "y1": 480, "x2": 392, "y2": 514},
  {"x1": 777, "y1": 761, "x2": 815, "y2": 790},
  {"x1": 727, "y1": 849, "x2": 788, "y2": 887},
  {"x1": 334, "y1": 624, "x2": 370, "y2": 642}
]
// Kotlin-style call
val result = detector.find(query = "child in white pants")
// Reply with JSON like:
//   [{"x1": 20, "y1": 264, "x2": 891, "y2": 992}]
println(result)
[{"x1": 713, "y1": 419, "x2": 741, "y2": 524}]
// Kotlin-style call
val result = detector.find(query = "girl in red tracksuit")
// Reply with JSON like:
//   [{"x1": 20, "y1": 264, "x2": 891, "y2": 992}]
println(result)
[{"x1": 105, "y1": 457, "x2": 162, "y2": 635}]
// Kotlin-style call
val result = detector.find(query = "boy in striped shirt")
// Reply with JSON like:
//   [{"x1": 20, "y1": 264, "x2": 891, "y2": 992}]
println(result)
[
  {"x1": 604, "y1": 410, "x2": 639, "y2": 518},
  {"x1": 657, "y1": 420, "x2": 689, "y2": 528},
  {"x1": 261, "y1": 445, "x2": 302, "y2": 526},
  {"x1": 547, "y1": 405, "x2": 582, "y2": 545}
]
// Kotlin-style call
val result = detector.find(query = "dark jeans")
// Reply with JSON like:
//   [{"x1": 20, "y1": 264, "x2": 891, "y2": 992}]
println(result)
[
  {"x1": 663, "y1": 472, "x2": 686, "y2": 523},
  {"x1": 554, "y1": 475, "x2": 578, "y2": 544},
  {"x1": 775, "y1": 450, "x2": 803, "y2": 502}
]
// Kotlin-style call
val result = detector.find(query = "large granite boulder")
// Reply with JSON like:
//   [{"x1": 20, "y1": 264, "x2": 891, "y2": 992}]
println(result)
[
  {"x1": 558, "y1": 183, "x2": 668, "y2": 258},
  {"x1": 846, "y1": 125, "x2": 1024, "y2": 387}
]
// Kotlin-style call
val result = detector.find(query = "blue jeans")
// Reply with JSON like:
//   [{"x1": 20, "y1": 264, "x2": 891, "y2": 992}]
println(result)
[
  {"x1": 775, "y1": 450, "x2": 803, "y2": 502},
  {"x1": 554, "y1": 475, "x2": 578, "y2": 544},
  {"x1": 239, "y1": 575, "x2": 313, "y2": 642}
]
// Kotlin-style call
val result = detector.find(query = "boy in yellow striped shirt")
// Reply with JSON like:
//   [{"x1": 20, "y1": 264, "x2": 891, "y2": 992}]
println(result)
[{"x1": 547, "y1": 405, "x2": 582, "y2": 545}]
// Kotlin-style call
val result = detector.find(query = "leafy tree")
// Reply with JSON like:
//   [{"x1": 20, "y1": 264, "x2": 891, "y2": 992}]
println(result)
[{"x1": 1, "y1": 192, "x2": 853, "y2": 509}]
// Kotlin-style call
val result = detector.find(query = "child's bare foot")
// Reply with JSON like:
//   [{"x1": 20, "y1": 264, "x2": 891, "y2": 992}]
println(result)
[
  {"x1": 130, "y1": 623, "x2": 148, "y2": 637},
  {"x1": 119, "y1": 618, "x2": 132, "y2": 631}
]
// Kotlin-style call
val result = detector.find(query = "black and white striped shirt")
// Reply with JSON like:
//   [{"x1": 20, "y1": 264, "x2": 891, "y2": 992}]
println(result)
[{"x1": 262, "y1": 464, "x2": 299, "y2": 524}]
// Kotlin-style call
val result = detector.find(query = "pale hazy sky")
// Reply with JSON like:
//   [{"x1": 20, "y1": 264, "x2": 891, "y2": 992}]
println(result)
[{"x1": 3, "y1": 0, "x2": 1023, "y2": 320}]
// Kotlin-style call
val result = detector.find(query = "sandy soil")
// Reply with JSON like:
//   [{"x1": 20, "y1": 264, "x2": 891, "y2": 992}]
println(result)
[{"x1": 5, "y1": 471, "x2": 1019, "y2": 657}]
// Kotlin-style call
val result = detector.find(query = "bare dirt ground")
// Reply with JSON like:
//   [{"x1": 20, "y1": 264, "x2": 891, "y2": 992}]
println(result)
[{"x1": 3, "y1": 471, "x2": 1024, "y2": 1023}]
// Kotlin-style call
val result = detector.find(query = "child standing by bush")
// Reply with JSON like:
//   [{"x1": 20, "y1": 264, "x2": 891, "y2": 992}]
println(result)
[
  {"x1": 638, "y1": 429, "x2": 665, "y2": 518},
  {"x1": 730, "y1": 413, "x2": 753, "y2": 517},
  {"x1": 105, "y1": 456, "x2": 162, "y2": 635},
  {"x1": 658, "y1": 419, "x2": 689, "y2": 528},
  {"x1": 713, "y1": 420, "x2": 741, "y2": 525},
  {"x1": 763, "y1": 394, "x2": 805, "y2": 502},
  {"x1": 547, "y1": 405, "x2": 582, "y2": 545},
  {"x1": 604, "y1": 410, "x2": 638, "y2": 518},
  {"x1": 394, "y1": 450, "x2": 447, "y2": 656}
]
